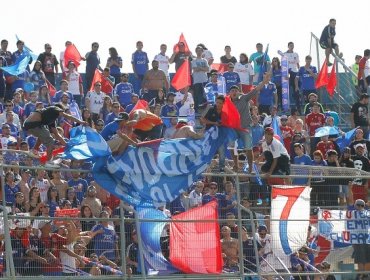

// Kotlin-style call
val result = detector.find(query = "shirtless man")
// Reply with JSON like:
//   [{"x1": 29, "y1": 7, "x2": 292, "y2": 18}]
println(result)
[
  {"x1": 172, "y1": 120, "x2": 203, "y2": 139},
  {"x1": 50, "y1": 170, "x2": 68, "y2": 200},
  {"x1": 141, "y1": 60, "x2": 169, "y2": 102},
  {"x1": 221, "y1": 226, "x2": 239, "y2": 271}
]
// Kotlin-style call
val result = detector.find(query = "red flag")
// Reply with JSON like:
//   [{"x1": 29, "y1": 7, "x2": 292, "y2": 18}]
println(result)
[
  {"x1": 326, "y1": 61, "x2": 337, "y2": 97},
  {"x1": 315, "y1": 59, "x2": 329, "y2": 89},
  {"x1": 211, "y1": 63, "x2": 229, "y2": 73},
  {"x1": 89, "y1": 69, "x2": 113, "y2": 93},
  {"x1": 63, "y1": 44, "x2": 82, "y2": 68},
  {"x1": 221, "y1": 96, "x2": 242, "y2": 130},
  {"x1": 170, "y1": 201, "x2": 223, "y2": 274},
  {"x1": 129, "y1": 99, "x2": 149, "y2": 117},
  {"x1": 173, "y1": 33, "x2": 190, "y2": 53},
  {"x1": 39, "y1": 147, "x2": 65, "y2": 164},
  {"x1": 171, "y1": 59, "x2": 191, "y2": 91},
  {"x1": 46, "y1": 78, "x2": 56, "y2": 97}
]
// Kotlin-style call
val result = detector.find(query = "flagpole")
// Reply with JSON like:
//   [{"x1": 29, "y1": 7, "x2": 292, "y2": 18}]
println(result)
[
  {"x1": 235, "y1": 174, "x2": 245, "y2": 278},
  {"x1": 135, "y1": 211, "x2": 147, "y2": 279},
  {"x1": 0, "y1": 157, "x2": 16, "y2": 279},
  {"x1": 119, "y1": 202, "x2": 128, "y2": 280}
]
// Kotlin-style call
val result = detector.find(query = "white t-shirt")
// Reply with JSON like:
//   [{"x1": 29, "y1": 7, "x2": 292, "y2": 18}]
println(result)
[
  {"x1": 0, "y1": 135, "x2": 17, "y2": 150},
  {"x1": 35, "y1": 178, "x2": 51, "y2": 202},
  {"x1": 66, "y1": 71, "x2": 81, "y2": 96},
  {"x1": 174, "y1": 91, "x2": 194, "y2": 116},
  {"x1": 234, "y1": 62, "x2": 254, "y2": 85},
  {"x1": 284, "y1": 52, "x2": 300, "y2": 73},
  {"x1": 60, "y1": 242, "x2": 76, "y2": 273},
  {"x1": 188, "y1": 190, "x2": 202, "y2": 208},
  {"x1": 364, "y1": 59, "x2": 370, "y2": 78},
  {"x1": 262, "y1": 138, "x2": 290, "y2": 159},
  {"x1": 86, "y1": 91, "x2": 106, "y2": 114},
  {"x1": 202, "y1": 50, "x2": 214, "y2": 63},
  {"x1": 60, "y1": 51, "x2": 68, "y2": 72},
  {"x1": 0, "y1": 112, "x2": 21, "y2": 130},
  {"x1": 154, "y1": 53, "x2": 170, "y2": 77}
]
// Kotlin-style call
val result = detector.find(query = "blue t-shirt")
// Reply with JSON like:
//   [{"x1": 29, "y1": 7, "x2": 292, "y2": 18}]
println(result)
[
  {"x1": 5, "y1": 184, "x2": 20, "y2": 204},
  {"x1": 131, "y1": 51, "x2": 149, "y2": 75},
  {"x1": 204, "y1": 82, "x2": 218, "y2": 105},
  {"x1": 202, "y1": 193, "x2": 227, "y2": 217},
  {"x1": 92, "y1": 224, "x2": 118, "y2": 261},
  {"x1": 297, "y1": 66, "x2": 317, "y2": 90},
  {"x1": 293, "y1": 154, "x2": 312, "y2": 185},
  {"x1": 23, "y1": 101, "x2": 36, "y2": 118},
  {"x1": 29, "y1": 71, "x2": 46, "y2": 90},
  {"x1": 160, "y1": 104, "x2": 178, "y2": 128},
  {"x1": 223, "y1": 72, "x2": 241, "y2": 93},
  {"x1": 125, "y1": 103, "x2": 135, "y2": 113},
  {"x1": 272, "y1": 68, "x2": 282, "y2": 86},
  {"x1": 105, "y1": 112, "x2": 119, "y2": 124},
  {"x1": 251, "y1": 124, "x2": 264, "y2": 147},
  {"x1": 100, "y1": 121, "x2": 119, "y2": 141},
  {"x1": 52, "y1": 91, "x2": 74, "y2": 104},
  {"x1": 258, "y1": 82, "x2": 276, "y2": 106},
  {"x1": 68, "y1": 178, "x2": 88, "y2": 202},
  {"x1": 114, "y1": 82, "x2": 134, "y2": 107},
  {"x1": 86, "y1": 51, "x2": 100, "y2": 76},
  {"x1": 107, "y1": 56, "x2": 122, "y2": 75}
]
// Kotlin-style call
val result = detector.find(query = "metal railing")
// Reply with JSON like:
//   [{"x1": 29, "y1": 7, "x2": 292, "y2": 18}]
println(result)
[{"x1": 1, "y1": 157, "x2": 370, "y2": 279}]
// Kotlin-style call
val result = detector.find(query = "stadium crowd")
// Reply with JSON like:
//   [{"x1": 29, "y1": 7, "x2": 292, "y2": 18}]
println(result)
[{"x1": 0, "y1": 19, "x2": 369, "y2": 278}]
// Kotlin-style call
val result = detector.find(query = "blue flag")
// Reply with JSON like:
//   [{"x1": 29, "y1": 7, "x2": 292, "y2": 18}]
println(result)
[
  {"x1": 93, "y1": 126, "x2": 236, "y2": 207},
  {"x1": 271, "y1": 117, "x2": 283, "y2": 141},
  {"x1": 15, "y1": 34, "x2": 38, "y2": 60},
  {"x1": 336, "y1": 127, "x2": 357, "y2": 152},
  {"x1": 0, "y1": 55, "x2": 31, "y2": 76},
  {"x1": 258, "y1": 44, "x2": 269, "y2": 83},
  {"x1": 62, "y1": 126, "x2": 111, "y2": 160},
  {"x1": 136, "y1": 207, "x2": 179, "y2": 275}
]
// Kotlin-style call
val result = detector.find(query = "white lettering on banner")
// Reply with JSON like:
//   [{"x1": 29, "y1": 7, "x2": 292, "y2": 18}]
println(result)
[{"x1": 137, "y1": 61, "x2": 146, "y2": 64}]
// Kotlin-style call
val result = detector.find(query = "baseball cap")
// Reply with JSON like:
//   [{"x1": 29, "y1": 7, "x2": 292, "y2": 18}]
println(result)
[
  {"x1": 15, "y1": 88, "x2": 24, "y2": 93},
  {"x1": 167, "y1": 92, "x2": 176, "y2": 97},
  {"x1": 355, "y1": 199, "x2": 366, "y2": 207},
  {"x1": 354, "y1": 143, "x2": 365, "y2": 149},
  {"x1": 264, "y1": 127, "x2": 274, "y2": 134},
  {"x1": 258, "y1": 225, "x2": 267, "y2": 232},
  {"x1": 114, "y1": 112, "x2": 129, "y2": 122},
  {"x1": 360, "y1": 93, "x2": 369, "y2": 100},
  {"x1": 38, "y1": 220, "x2": 52, "y2": 229},
  {"x1": 280, "y1": 115, "x2": 288, "y2": 120}
]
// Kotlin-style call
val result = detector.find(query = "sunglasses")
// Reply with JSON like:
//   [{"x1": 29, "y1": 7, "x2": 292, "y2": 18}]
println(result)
[
  {"x1": 5, "y1": 104, "x2": 12, "y2": 107},
  {"x1": 356, "y1": 204, "x2": 365, "y2": 207}
]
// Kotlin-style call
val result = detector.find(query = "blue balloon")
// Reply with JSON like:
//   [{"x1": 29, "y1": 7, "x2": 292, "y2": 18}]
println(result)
[{"x1": 24, "y1": 82, "x2": 34, "y2": 93}]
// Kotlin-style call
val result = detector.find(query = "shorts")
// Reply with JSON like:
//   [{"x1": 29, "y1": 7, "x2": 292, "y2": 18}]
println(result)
[
  {"x1": 319, "y1": 40, "x2": 338, "y2": 50},
  {"x1": 26, "y1": 125, "x2": 54, "y2": 147},
  {"x1": 230, "y1": 128, "x2": 252, "y2": 150},
  {"x1": 338, "y1": 184, "x2": 350, "y2": 198}
]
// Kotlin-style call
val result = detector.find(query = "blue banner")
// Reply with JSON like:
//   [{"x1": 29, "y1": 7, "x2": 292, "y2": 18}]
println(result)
[
  {"x1": 93, "y1": 126, "x2": 236, "y2": 207},
  {"x1": 279, "y1": 51, "x2": 290, "y2": 111},
  {"x1": 136, "y1": 207, "x2": 179, "y2": 275},
  {"x1": 336, "y1": 127, "x2": 357, "y2": 152},
  {"x1": 15, "y1": 34, "x2": 38, "y2": 60},
  {"x1": 62, "y1": 126, "x2": 111, "y2": 160}
]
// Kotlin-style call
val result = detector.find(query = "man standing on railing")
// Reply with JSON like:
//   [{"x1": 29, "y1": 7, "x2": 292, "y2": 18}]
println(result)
[{"x1": 319, "y1": 18, "x2": 343, "y2": 66}]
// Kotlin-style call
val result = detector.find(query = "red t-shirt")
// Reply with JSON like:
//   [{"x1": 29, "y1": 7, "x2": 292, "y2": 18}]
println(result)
[
  {"x1": 316, "y1": 141, "x2": 336, "y2": 159},
  {"x1": 358, "y1": 57, "x2": 367, "y2": 80},
  {"x1": 280, "y1": 125, "x2": 294, "y2": 153},
  {"x1": 305, "y1": 113, "x2": 325, "y2": 136}
]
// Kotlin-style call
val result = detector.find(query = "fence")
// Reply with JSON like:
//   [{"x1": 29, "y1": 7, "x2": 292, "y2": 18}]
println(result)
[{"x1": 0, "y1": 158, "x2": 370, "y2": 279}]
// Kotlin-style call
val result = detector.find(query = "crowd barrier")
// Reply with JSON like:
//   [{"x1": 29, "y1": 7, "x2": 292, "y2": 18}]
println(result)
[{"x1": 0, "y1": 160, "x2": 369, "y2": 280}]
